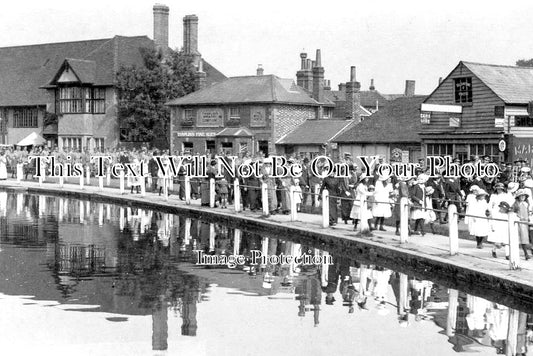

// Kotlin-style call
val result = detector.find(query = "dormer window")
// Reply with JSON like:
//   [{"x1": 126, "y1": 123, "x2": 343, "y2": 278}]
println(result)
[{"x1": 57, "y1": 87, "x2": 106, "y2": 114}]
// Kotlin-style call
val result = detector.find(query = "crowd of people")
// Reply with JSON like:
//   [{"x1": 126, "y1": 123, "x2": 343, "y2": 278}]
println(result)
[{"x1": 1, "y1": 146, "x2": 533, "y2": 260}]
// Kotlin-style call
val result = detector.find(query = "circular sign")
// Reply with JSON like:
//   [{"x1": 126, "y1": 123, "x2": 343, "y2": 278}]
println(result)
[{"x1": 498, "y1": 139, "x2": 506, "y2": 152}]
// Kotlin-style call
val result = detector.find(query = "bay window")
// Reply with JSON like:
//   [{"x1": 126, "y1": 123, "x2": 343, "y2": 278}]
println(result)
[{"x1": 58, "y1": 87, "x2": 106, "y2": 114}]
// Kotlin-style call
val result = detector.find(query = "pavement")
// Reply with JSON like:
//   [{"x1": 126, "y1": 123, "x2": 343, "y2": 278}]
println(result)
[{"x1": 2, "y1": 176, "x2": 533, "y2": 297}]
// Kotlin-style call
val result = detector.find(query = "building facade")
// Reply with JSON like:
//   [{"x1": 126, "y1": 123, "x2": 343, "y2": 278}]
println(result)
[{"x1": 420, "y1": 61, "x2": 533, "y2": 164}]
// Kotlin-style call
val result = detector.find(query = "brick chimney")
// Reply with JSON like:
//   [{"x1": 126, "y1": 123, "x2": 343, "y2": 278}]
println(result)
[
  {"x1": 404, "y1": 80, "x2": 415, "y2": 97},
  {"x1": 194, "y1": 59, "x2": 206, "y2": 91},
  {"x1": 369, "y1": 78, "x2": 375, "y2": 91},
  {"x1": 324, "y1": 79, "x2": 331, "y2": 91},
  {"x1": 153, "y1": 4, "x2": 169, "y2": 53},
  {"x1": 312, "y1": 49, "x2": 324, "y2": 103},
  {"x1": 338, "y1": 83, "x2": 346, "y2": 92},
  {"x1": 183, "y1": 15, "x2": 201, "y2": 66},
  {"x1": 256, "y1": 64, "x2": 264, "y2": 76},
  {"x1": 345, "y1": 66, "x2": 361, "y2": 121}
]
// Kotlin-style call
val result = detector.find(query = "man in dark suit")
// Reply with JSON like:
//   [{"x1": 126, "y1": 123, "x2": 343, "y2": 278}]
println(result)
[{"x1": 320, "y1": 170, "x2": 340, "y2": 226}]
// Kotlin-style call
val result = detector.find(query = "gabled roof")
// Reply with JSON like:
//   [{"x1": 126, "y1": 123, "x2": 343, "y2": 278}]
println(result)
[
  {"x1": 0, "y1": 36, "x2": 153, "y2": 106},
  {"x1": 460, "y1": 61, "x2": 533, "y2": 104},
  {"x1": 216, "y1": 127, "x2": 253, "y2": 137},
  {"x1": 276, "y1": 119, "x2": 354, "y2": 145},
  {"x1": 333, "y1": 95, "x2": 427, "y2": 143},
  {"x1": 46, "y1": 58, "x2": 97, "y2": 86},
  {"x1": 166, "y1": 75, "x2": 333, "y2": 106}
]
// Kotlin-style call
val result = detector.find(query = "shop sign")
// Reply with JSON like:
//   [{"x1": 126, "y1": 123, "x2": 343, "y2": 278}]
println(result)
[
  {"x1": 197, "y1": 108, "x2": 223, "y2": 127},
  {"x1": 449, "y1": 117, "x2": 461, "y2": 127},
  {"x1": 250, "y1": 107, "x2": 266, "y2": 127},
  {"x1": 420, "y1": 112, "x2": 431, "y2": 124},
  {"x1": 498, "y1": 139, "x2": 506, "y2": 152},
  {"x1": 176, "y1": 131, "x2": 216, "y2": 137},
  {"x1": 494, "y1": 118, "x2": 505, "y2": 128}
]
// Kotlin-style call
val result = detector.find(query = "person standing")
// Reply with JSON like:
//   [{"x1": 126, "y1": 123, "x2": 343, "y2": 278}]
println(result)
[
  {"x1": 471, "y1": 189, "x2": 490, "y2": 249},
  {"x1": 320, "y1": 169, "x2": 340, "y2": 227},
  {"x1": 512, "y1": 189, "x2": 531, "y2": 260},
  {"x1": 261, "y1": 157, "x2": 278, "y2": 215},
  {"x1": 372, "y1": 176, "x2": 393, "y2": 231},
  {"x1": 0, "y1": 150, "x2": 7, "y2": 180},
  {"x1": 410, "y1": 175, "x2": 427, "y2": 235}
]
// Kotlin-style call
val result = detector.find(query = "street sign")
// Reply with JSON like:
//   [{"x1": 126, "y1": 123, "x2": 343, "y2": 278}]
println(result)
[{"x1": 498, "y1": 139, "x2": 506, "y2": 152}]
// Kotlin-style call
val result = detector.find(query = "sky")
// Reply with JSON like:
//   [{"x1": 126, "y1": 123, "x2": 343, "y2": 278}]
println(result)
[{"x1": 1, "y1": 0, "x2": 533, "y2": 95}]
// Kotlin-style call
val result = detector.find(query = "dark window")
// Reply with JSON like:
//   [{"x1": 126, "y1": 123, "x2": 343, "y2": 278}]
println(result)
[
  {"x1": 183, "y1": 142, "x2": 193, "y2": 154},
  {"x1": 515, "y1": 116, "x2": 533, "y2": 127},
  {"x1": 494, "y1": 106, "x2": 504, "y2": 117},
  {"x1": 13, "y1": 108, "x2": 38, "y2": 128},
  {"x1": 182, "y1": 109, "x2": 195, "y2": 126},
  {"x1": 206, "y1": 140, "x2": 216, "y2": 152},
  {"x1": 454, "y1": 77, "x2": 472, "y2": 104},
  {"x1": 58, "y1": 87, "x2": 106, "y2": 114},
  {"x1": 426, "y1": 144, "x2": 453, "y2": 156}
]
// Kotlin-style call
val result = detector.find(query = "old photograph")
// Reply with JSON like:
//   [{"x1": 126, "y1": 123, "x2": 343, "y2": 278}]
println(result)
[{"x1": 1, "y1": 0, "x2": 533, "y2": 355}]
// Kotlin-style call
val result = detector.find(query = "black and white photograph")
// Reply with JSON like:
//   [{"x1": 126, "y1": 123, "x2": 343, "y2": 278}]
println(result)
[{"x1": 2, "y1": 0, "x2": 533, "y2": 355}]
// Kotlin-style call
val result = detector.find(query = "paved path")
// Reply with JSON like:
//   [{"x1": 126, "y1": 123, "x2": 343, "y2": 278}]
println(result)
[{"x1": 2, "y1": 177, "x2": 533, "y2": 294}]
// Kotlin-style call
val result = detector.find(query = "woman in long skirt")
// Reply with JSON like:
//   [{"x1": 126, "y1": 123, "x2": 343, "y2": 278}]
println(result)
[
  {"x1": 489, "y1": 201, "x2": 511, "y2": 259},
  {"x1": 372, "y1": 176, "x2": 393, "y2": 231},
  {"x1": 0, "y1": 150, "x2": 7, "y2": 180},
  {"x1": 351, "y1": 177, "x2": 371, "y2": 231},
  {"x1": 470, "y1": 189, "x2": 490, "y2": 249},
  {"x1": 464, "y1": 185, "x2": 479, "y2": 236},
  {"x1": 512, "y1": 189, "x2": 531, "y2": 260}
]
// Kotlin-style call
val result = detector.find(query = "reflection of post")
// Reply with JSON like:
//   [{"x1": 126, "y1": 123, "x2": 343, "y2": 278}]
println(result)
[
  {"x1": 98, "y1": 204, "x2": 104, "y2": 226},
  {"x1": 446, "y1": 288, "x2": 458, "y2": 337},
  {"x1": 184, "y1": 218, "x2": 192, "y2": 246},
  {"x1": 152, "y1": 297, "x2": 168, "y2": 351},
  {"x1": 233, "y1": 228, "x2": 241, "y2": 256},
  {"x1": 16, "y1": 193, "x2": 23, "y2": 216},
  {"x1": 209, "y1": 223, "x2": 215, "y2": 252},
  {"x1": 86, "y1": 200, "x2": 90, "y2": 217},
  {"x1": 261, "y1": 237, "x2": 269, "y2": 267},
  {"x1": 181, "y1": 290, "x2": 198, "y2": 336},
  {"x1": 79, "y1": 200, "x2": 85, "y2": 223},
  {"x1": 320, "y1": 251, "x2": 330, "y2": 287},
  {"x1": 119, "y1": 207, "x2": 124, "y2": 231},
  {"x1": 506, "y1": 308, "x2": 519, "y2": 356},
  {"x1": 39, "y1": 195, "x2": 46, "y2": 216},
  {"x1": 106, "y1": 204, "x2": 111, "y2": 221},
  {"x1": 399, "y1": 273, "x2": 408, "y2": 315},
  {"x1": 57, "y1": 198, "x2": 63, "y2": 222}
]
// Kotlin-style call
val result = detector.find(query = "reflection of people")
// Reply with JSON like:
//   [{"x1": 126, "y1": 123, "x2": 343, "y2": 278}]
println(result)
[{"x1": 0, "y1": 150, "x2": 7, "y2": 180}]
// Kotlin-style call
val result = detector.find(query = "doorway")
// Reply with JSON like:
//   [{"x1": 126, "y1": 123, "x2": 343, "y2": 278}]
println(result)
[{"x1": 258, "y1": 140, "x2": 269, "y2": 157}]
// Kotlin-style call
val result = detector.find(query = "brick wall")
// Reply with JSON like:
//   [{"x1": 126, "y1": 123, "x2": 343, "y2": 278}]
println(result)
[{"x1": 271, "y1": 104, "x2": 317, "y2": 153}]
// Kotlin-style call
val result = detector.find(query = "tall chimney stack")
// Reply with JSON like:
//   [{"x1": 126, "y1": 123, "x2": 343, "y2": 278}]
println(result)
[
  {"x1": 369, "y1": 79, "x2": 375, "y2": 91},
  {"x1": 256, "y1": 64, "x2": 264, "y2": 76},
  {"x1": 194, "y1": 59, "x2": 206, "y2": 91},
  {"x1": 183, "y1": 15, "x2": 201, "y2": 66},
  {"x1": 312, "y1": 49, "x2": 325, "y2": 106},
  {"x1": 153, "y1": 4, "x2": 169, "y2": 53},
  {"x1": 300, "y1": 52, "x2": 307, "y2": 70},
  {"x1": 404, "y1": 80, "x2": 415, "y2": 97},
  {"x1": 346, "y1": 66, "x2": 361, "y2": 122}
]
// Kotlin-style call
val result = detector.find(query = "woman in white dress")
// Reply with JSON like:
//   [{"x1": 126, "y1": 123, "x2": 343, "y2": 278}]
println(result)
[
  {"x1": 0, "y1": 150, "x2": 7, "y2": 180},
  {"x1": 489, "y1": 201, "x2": 511, "y2": 259},
  {"x1": 350, "y1": 177, "x2": 371, "y2": 231},
  {"x1": 464, "y1": 185, "x2": 479, "y2": 236},
  {"x1": 372, "y1": 176, "x2": 393, "y2": 231},
  {"x1": 470, "y1": 189, "x2": 490, "y2": 249}
]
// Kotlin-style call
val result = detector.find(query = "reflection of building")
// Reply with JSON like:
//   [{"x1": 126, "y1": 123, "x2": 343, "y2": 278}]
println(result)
[{"x1": 420, "y1": 61, "x2": 533, "y2": 164}]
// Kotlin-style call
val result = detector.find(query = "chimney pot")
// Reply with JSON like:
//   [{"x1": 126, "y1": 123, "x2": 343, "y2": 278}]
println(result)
[
  {"x1": 315, "y1": 49, "x2": 322, "y2": 67},
  {"x1": 338, "y1": 83, "x2": 346, "y2": 92},
  {"x1": 256, "y1": 64, "x2": 264, "y2": 76},
  {"x1": 369, "y1": 78, "x2": 375, "y2": 91},
  {"x1": 350, "y1": 66, "x2": 356, "y2": 82},
  {"x1": 153, "y1": 4, "x2": 169, "y2": 52},
  {"x1": 404, "y1": 80, "x2": 416, "y2": 97},
  {"x1": 306, "y1": 59, "x2": 312, "y2": 70},
  {"x1": 300, "y1": 52, "x2": 307, "y2": 70},
  {"x1": 183, "y1": 14, "x2": 201, "y2": 65}
]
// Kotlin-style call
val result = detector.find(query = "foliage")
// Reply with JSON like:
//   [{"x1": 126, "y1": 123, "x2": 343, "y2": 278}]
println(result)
[
  {"x1": 516, "y1": 59, "x2": 533, "y2": 67},
  {"x1": 115, "y1": 48, "x2": 196, "y2": 147},
  {"x1": 43, "y1": 111, "x2": 58, "y2": 126}
]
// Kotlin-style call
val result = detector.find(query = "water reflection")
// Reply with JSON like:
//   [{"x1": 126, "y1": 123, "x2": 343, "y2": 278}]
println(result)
[{"x1": 0, "y1": 192, "x2": 532, "y2": 355}]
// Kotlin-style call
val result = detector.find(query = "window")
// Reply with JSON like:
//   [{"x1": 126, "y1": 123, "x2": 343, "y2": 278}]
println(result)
[
  {"x1": 58, "y1": 87, "x2": 106, "y2": 114},
  {"x1": 182, "y1": 109, "x2": 194, "y2": 126},
  {"x1": 206, "y1": 140, "x2": 216, "y2": 153},
  {"x1": 94, "y1": 138, "x2": 104, "y2": 151},
  {"x1": 515, "y1": 116, "x2": 533, "y2": 127},
  {"x1": 229, "y1": 107, "x2": 240, "y2": 119},
  {"x1": 63, "y1": 137, "x2": 82, "y2": 151},
  {"x1": 0, "y1": 108, "x2": 7, "y2": 132},
  {"x1": 426, "y1": 144, "x2": 453, "y2": 156},
  {"x1": 470, "y1": 144, "x2": 499, "y2": 162},
  {"x1": 13, "y1": 108, "x2": 38, "y2": 128},
  {"x1": 454, "y1": 77, "x2": 472, "y2": 104}
]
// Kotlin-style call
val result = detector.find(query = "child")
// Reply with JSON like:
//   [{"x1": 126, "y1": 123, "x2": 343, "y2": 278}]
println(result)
[
  {"x1": 366, "y1": 185, "x2": 376, "y2": 231},
  {"x1": 217, "y1": 178, "x2": 229, "y2": 208},
  {"x1": 424, "y1": 186, "x2": 437, "y2": 234},
  {"x1": 471, "y1": 189, "x2": 490, "y2": 249},
  {"x1": 512, "y1": 189, "x2": 531, "y2": 260},
  {"x1": 489, "y1": 201, "x2": 511, "y2": 259}
]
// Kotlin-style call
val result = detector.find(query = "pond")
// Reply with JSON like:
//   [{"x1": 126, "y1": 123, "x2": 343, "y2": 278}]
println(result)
[{"x1": 0, "y1": 191, "x2": 530, "y2": 356}]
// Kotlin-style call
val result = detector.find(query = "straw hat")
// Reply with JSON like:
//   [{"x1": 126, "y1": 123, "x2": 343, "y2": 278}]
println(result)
[
  {"x1": 476, "y1": 189, "x2": 488, "y2": 196},
  {"x1": 516, "y1": 189, "x2": 530, "y2": 198},
  {"x1": 425, "y1": 186, "x2": 434, "y2": 194},
  {"x1": 263, "y1": 157, "x2": 273, "y2": 164},
  {"x1": 508, "y1": 182, "x2": 520, "y2": 194},
  {"x1": 494, "y1": 182, "x2": 505, "y2": 190},
  {"x1": 521, "y1": 167, "x2": 531, "y2": 173},
  {"x1": 524, "y1": 179, "x2": 533, "y2": 188},
  {"x1": 416, "y1": 174, "x2": 428, "y2": 184},
  {"x1": 469, "y1": 185, "x2": 480, "y2": 192}
]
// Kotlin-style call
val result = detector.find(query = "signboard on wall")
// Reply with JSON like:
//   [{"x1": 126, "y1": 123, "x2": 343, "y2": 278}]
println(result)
[
  {"x1": 449, "y1": 117, "x2": 461, "y2": 127},
  {"x1": 197, "y1": 108, "x2": 223, "y2": 127},
  {"x1": 510, "y1": 136, "x2": 533, "y2": 167},
  {"x1": 250, "y1": 107, "x2": 266, "y2": 127},
  {"x1": 420, "y1": 112, "x2": 431, "y2": 124},
  {"x1": 176, "y1": 131, "x2": 216, "y2": 137}
]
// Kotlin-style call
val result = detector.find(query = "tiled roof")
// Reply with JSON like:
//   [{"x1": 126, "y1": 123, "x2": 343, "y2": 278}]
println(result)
[
  {"x1": 333, "y1": 95, "x2": 427, "y2": 143},
  {"x1": 461, "y1": 61, "x2": 533, "y2": 104},
  {"x1": 216, "y1": 127, "x2": 253, "y2": 137},
  {"x1": 202, "y1": 59, "x2": 227, "y2": 86},
  {"x1": 276, "y1": 119, "x2": 354, "y2": 145},
  {"x1": 166, "y1": 75, "x2": 332, "y2": 106},
  {"x1": 325, "y1": 89, "x2": 390, "y2": 108}
]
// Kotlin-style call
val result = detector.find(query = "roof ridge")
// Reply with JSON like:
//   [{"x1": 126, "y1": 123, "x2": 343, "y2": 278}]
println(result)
[
  {"x1": 0, "y1": 37, "x2": 115, "y2": 50},
  {"x1": 462, "y1": 60, "x2": 533, "y2": 70}
]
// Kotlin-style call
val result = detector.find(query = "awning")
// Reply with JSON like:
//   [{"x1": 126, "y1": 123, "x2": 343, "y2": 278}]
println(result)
[
  {"x1": 17, "y1": 132, "x2": 47, "y2": 146},
  {"x1": 216, "y1": 127, "x2": 253, "y2": 137}
]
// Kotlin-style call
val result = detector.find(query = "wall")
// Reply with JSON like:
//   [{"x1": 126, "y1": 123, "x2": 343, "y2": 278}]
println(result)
[
  {"x1": 5, "y1": 106, "x2": 46, "y2": 145},
  {"x1": 271, "y1": 105, "x2": 317, "y2": 154}
]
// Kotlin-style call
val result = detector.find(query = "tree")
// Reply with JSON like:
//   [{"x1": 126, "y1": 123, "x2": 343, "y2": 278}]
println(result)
[
  {"x1": 116, "y1": 48, "x2": 196, "y2": 147},
  {"x1": 516, "y1": 59, "x2": 533, "y2": 67}
]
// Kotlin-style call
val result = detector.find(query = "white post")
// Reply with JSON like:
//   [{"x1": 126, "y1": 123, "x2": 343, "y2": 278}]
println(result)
[
  {"x1": 234, "y1": 179, "x2": 241, "y2": 212},
  {"x1": 119, "y1": 170, "x2": 124, "y2": 194},
  {"x1": 261, "y1": 237, "x2": 269, "y2": 267},
  {"x1": 79, "y1": 200, "x2": 85, "y2": 224},
  {"x1": 79, "y1": 170, "x2": 84, "y2": 190},
  {"x1": 448, "y1": 204, "x2": 459, "y2": 255},
  {"x1": 209, "y1": 223, "x2": 215, "y2": 252},
  {"x1": 59, "y1": 174, "x2": 64, "y2": 188},
  {"x1": 400, "y1": 197, "x2": 409, "y2": 243},
  {"x1": 359, "y1": 195, "x2": 370, "y2": 234},
  {"x1": 185, "y1": 176, "x2": 191, "y2": 205},
  {"x1": 508, "y1": 212, "x2": 520, "y2": 270},
  {"x1": 209, "y1": 178, "x2": 216, "y2": 208},
  {"x1": 106, "y1": 167, "x2": 111, "y2": 186},
  {"x1": 164, "y1": 176, "x2": 169, "y2": 201},
  {"x1": 290, "y1": 185, "x2": 297, "y2": 221},
  {"x1": 262, "y1": 182, "x2": 269, "y2": 216},
  {"x1": 169, "y1": 176, "x2": 174, "y2": 191},
  {"x1": 314, "y1": 184, "x2": 320, "y2": 207},
  {"x1": 184, "y1": 218, "x2": 192, "y2": 246},
  {"x1": 233, "y1": 228, "x2": 241, "y2": 256},
  {"x1": 16, "y1": 163, "x2": 22, "y2": 183},
  {"x1": 140, "y1": 176, "x2": 146, "y2": 196},
  {"x1": 58, "y1": 198, "x2": 64, "y2": 222},
  {"x1": 85, "y1": 166, "x2": 90, "y2": 185},
  {"x1": 98, "y1": 175, "x2": 103, "y2": 191},
  {"x1": 322, "y1": 189, "x2": 329, "y2": 228}
]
